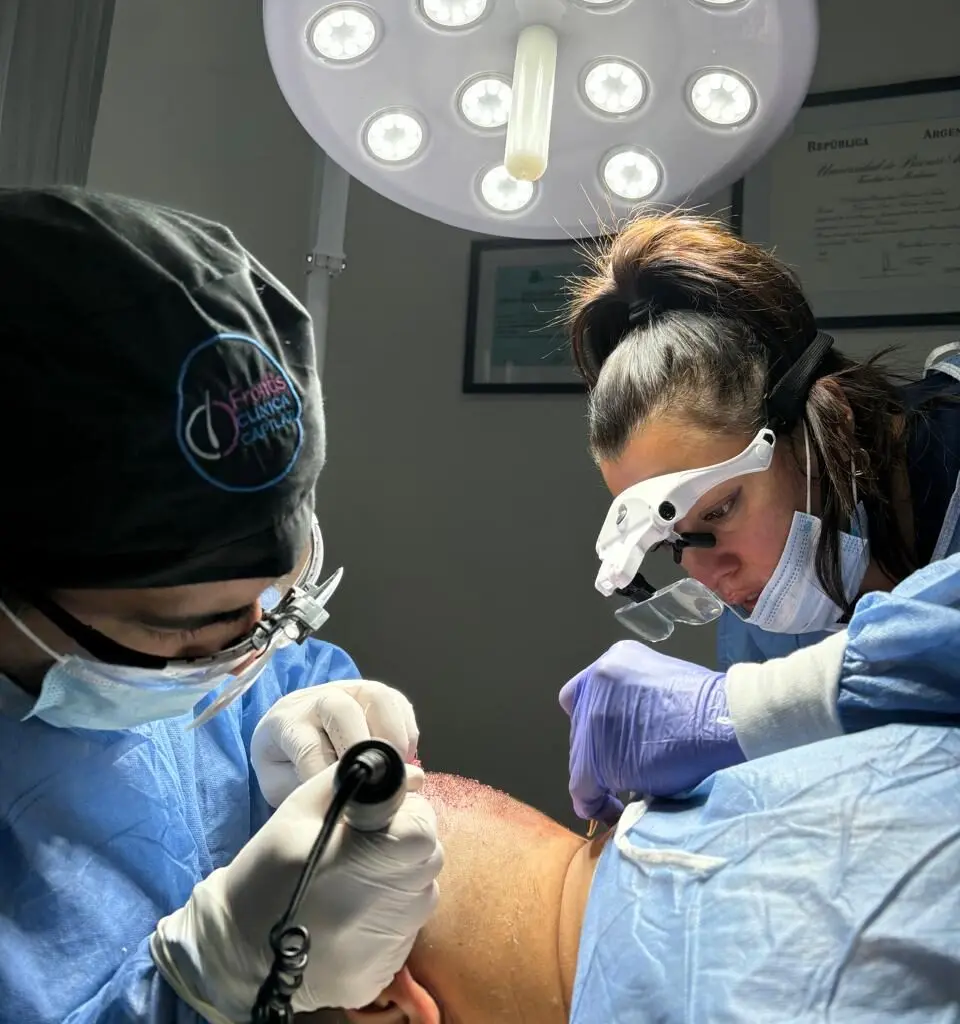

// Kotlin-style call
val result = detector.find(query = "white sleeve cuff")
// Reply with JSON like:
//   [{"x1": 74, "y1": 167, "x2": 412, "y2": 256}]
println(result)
[
  {"x1": 150, "y1": 870, "x2": 249, "y2": 1024},
  {"x1": 150, "y1": 928, "x2": 237, "y2": 1024},
  {"x1": 725, "y1": 631, "x2": 848, "y2": 760}
]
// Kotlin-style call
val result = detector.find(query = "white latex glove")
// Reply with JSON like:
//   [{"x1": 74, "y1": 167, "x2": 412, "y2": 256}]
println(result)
[
  {"x1": 151, "y1": 761, "x2": 442, "y2": 1023},
  {"x1": 252, "y1": 680, "x2": 419, "y2": 807}
]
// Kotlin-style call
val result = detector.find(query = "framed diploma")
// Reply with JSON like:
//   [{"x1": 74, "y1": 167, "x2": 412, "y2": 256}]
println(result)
[
  {"x1": 733, "y1": 76, "x2": 960, "y2": 329},
  {"x1": 463, "y1": 238, "x2": 592, "y2": 393}
]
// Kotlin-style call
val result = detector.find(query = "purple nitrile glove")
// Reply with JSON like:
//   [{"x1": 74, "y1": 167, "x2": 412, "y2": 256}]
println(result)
[{"x1": 559, "y1": 640, "x2": 745, "y2": 823}]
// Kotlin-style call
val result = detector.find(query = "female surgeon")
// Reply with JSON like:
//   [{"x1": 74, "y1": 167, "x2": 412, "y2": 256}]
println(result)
[{"x1": 559, "y1": 211, "x2": 960, "y2": 824}]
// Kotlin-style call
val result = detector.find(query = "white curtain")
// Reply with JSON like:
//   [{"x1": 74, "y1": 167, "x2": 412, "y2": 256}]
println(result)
[{"x1": 0, "y1": 0, "x2": 115, "y2": 185}]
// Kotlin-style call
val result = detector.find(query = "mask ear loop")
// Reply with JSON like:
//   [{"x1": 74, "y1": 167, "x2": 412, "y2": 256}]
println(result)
[
  {"x1": 802, "y1": 420, "x2": 812, "y2": 514},
  {"x1": 849, "y1": 454, "x2": 863, "y2": 536},
  {"x1": 0, "y1": 600, "x2": 65, "y2": 663}
]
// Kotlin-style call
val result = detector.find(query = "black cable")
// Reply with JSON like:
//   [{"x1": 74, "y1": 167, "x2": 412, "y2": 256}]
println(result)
[
  {"x1": 251, "y1": 761, "x2": 371, "y2": 1024},
  {"x1": 287, "y1": 763, "x2": 370, "y2": 926},
  {"x1": 249, "y1": 741, "x2": 406, "y2": 1024}
]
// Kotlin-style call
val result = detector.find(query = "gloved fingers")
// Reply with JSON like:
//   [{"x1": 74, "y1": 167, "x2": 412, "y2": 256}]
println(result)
[
  {"x1": 345, "y1": 681, "x2": 420, "y2": 762},
  {"x1": 282, "y1": 761, "x2": 341, "y2": 821},
  {"x1": 558, "y1": 670, "x2": 587, "y2": 716},
  {"x1": 250, "y1": 690, "x2": 346, "y2": 772},
  {"x1": 384, "y1": 791, "x2": 441, "y2": 858},
  {"x1": 254, "y1": 758, "x2": 302, "y2": 809},
  {"x1": 339, "y1": 794, "x2": 443, "y2": 888},
  {"x1": 596, "y1": 793, "x2": 625, "y2": 825},
  {"x1": 312, "y1": 686, "x2": 375, "y2": 762},
  {"x1": 601, "y1": 638, "x2": 707, "y2": 682},
  {"x1": 568, "y1": 717, "x2": 623, "y2": 823},
  {"x1": 572, "y1": 788, "x2": 624, "y2": 825},
  {"x1": 404, "y1": 763, "x2": 426, "y2": 792},
  {"x1": 252, "y1": 704, "x2": 344, "y2": 793},
  {"x1": 335, "y1": 884, "x2": 441, "y2": 1012},
  {"x1": 250, "y1": 711, "x2": 339, "y2": 807},
  {"x1": 397, "y1": 878, "x2": 441, "y2": 935},
  {"x1": 253, "y1": 682, "x2": 420, "y2": 803},
  {"x1": 391, "y1": 843, "x2": 445, "y2": 895}
]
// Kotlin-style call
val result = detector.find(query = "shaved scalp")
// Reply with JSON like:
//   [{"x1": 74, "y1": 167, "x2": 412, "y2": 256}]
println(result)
[
  {"x1": 409, "y1": 773, "x2": 581, "y2": 1024},
  {"x1": 422, "y1": 772, "x2": 573, "y2": 839}
]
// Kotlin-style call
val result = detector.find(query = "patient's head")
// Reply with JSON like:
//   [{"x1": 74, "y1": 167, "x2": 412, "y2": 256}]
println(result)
[{"x1": 340, "y1": 772, "x2": 601, "y2": 1024}]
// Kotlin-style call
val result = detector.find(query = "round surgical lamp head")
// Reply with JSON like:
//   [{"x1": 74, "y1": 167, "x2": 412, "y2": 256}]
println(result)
[{"x1": 265, "y1": 0, "x2": 818, "y2": 239}]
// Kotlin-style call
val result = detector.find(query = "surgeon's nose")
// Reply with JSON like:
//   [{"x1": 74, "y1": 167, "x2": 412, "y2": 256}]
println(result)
[{"x1": 684, "y1": 546, "x2": 739, "y2": 593}]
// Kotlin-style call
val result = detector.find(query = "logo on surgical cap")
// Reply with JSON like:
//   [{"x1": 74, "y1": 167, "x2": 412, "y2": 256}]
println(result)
[{"x1": 176, "y1": 333, "x2": 303, "y2": 492}]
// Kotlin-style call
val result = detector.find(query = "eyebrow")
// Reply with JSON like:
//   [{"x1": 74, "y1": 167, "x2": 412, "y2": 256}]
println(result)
[{"x1": 133, "y1": 603, "x2": 256, "y2": 632}]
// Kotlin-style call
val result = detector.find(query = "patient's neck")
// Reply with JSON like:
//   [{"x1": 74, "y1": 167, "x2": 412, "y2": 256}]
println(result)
[
  {"x1": 558, "y1": 831, "x2": 611, "y2": 1012},
  {"x1": 408, "y1": 773, "x2": 603, "y2": 1023}
]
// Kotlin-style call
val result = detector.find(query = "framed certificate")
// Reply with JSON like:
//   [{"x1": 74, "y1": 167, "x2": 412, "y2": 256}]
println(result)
[
  {"x1": 463, "y1": 238, "x2": 593, "y2": 393},
  {"x1": 733, "y1": 76, "x2": 960, "y2": 329}
]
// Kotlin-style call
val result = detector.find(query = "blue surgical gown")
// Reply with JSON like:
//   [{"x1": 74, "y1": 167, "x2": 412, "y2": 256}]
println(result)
[
  {"x1": 572, "y1": 723, "x2": 960, "y2": 1022},
  {"x1": 0, "y1": 639, "x2": 359, "y2": 1023},
  {"x1": 717, "y1": 357, "x2": 960, "y2": 735}
]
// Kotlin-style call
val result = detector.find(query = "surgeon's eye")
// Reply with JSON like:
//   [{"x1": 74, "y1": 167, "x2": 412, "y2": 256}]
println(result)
[
  {"x1": 142, "y1": 625, "x2": 208, "y2": 643},
  {"x1": 702, "y1": 490, "x2": 739, "y2": 523}
]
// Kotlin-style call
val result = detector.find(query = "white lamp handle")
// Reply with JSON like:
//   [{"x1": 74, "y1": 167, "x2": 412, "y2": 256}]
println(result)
[{"x1": 504, "y1": 24, "x2": 558, "y2": 181}]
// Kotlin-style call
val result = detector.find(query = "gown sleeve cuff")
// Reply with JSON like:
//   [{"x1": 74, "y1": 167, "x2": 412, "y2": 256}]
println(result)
[{"x1": 725, "y1": 631, "x2": 848, "y2": 760}]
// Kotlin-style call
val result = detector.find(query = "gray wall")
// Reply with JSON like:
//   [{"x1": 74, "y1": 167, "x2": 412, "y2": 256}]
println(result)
[
  {"x1": 88, "y1": 0, "x2": 315, "y2": 295},
  {"x1": 88, "y1": 0, "x2": 960, "y2": 827}
]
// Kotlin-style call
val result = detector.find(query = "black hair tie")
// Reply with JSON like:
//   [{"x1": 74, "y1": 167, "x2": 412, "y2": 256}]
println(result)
[
  {"x1": 627, "y1": 298, "x2": 653, "y2": 324},
  {"x1": 624, "y1": 277, "x2": 699, "y2": 327},
  {"x1": 764, "y1": 330, "x2": 835, "y2": 432}
]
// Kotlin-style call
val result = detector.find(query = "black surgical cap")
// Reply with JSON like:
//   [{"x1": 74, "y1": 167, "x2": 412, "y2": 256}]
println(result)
[{"x1": 0, "y1": 187, "x2": 324, "y2": 589}]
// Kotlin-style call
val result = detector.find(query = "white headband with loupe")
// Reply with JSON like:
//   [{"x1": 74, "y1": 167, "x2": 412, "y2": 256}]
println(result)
[{"x1": 595, "y1": 428, "x2": 776, "y2": 596}]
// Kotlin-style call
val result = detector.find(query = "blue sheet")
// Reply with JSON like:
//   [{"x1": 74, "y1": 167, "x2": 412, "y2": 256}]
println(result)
[{"x1": 572, "y1": 724, "x2": 960, "y2": 1022}]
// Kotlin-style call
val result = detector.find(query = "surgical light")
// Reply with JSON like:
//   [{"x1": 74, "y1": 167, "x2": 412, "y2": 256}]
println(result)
[
  {"x1": 459, "y1": 75, "x2": 512, "y2": 129},
  {"x1": 479, "y1": 164, "x2": 536, "y2": 212},
  {"x1": 364, "y1": 110, "x2": 425, "y2": 163},
  {"x1": 308, "y1": 4, "x2": 378, "y2": 62},
  {"x1": 264, "y1": 0, "x2": 819, "y2": 238},
  {"x1": 602, "y1": 148, "x2": 660, "y2": 201},
  {"x1": 690, "y1": 70, "x2": 755, "y2": 126},
  {"x1": 420, "y1": 0, "x2": 488, "y2": 29},
  {"x1": 583, "y1": 60, "x2": 645, "y2": 116}
]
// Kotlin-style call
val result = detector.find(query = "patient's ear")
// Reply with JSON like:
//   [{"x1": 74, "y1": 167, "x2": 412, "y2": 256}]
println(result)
[{"x1": 344, "y1": 967, "x2": 439, "y2": 1024}]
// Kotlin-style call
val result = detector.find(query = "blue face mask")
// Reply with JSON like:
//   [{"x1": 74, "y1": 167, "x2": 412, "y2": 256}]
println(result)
[
  {"x1": 27, "y1": 662, "x2": 254, "y2": 731},
  {"x1": 742, "y1": 506, "x2": 869, "y2": 634},
  {"x1": 0, "y1": 591, "x2": 277, "y2": 731},
  {"x1": 740, "y1": 426, "x2": 869, "y2": 635}
]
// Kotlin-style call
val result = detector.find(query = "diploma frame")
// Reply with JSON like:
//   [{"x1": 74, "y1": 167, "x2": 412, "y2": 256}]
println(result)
[
  {"x1": 462, "y1": 237, "x2": 593, "y2": 394},
  {"x1": 732, "y1": 76, "x2": 960, "y2": 329}
]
